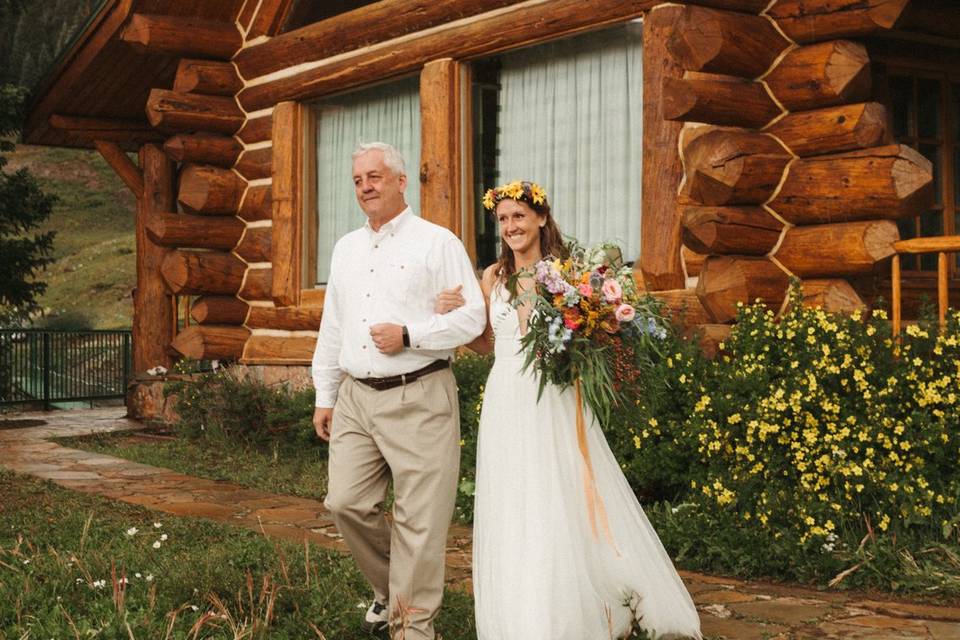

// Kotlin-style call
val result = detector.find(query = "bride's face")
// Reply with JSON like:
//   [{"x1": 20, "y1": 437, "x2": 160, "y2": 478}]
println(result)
[{"x1": 496, "y1": 199, "x2": 544, "y2": 257}]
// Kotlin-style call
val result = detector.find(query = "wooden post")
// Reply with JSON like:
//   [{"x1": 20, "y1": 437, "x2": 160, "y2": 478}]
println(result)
[
  {"x1": 420, "y1": 58, "x2": 462, "y2": 235},
  {"x1": 134, "y1": 145, "x2": 175, "y2": 373},
  {"x1": 939, "y1": 251, "x2": 948, "y2": 329},
  {"x1": 892, "y1": 253, "x2": 901, "y2": 338},
  {"x1": 640, "y1": 5, "x2": 686, "y2": 290},
  {"x1": 271, "y1": 101, "x2": 304, "y2": 307}
]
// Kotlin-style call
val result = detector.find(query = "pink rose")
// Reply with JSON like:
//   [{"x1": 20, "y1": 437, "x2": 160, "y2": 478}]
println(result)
[
  {"x1": 615, "y1": 303, "x2": 635, "y2": 323},
  {"x1": 601, "y1": 279, "x2": 622, "y2": 303},
  {"x1": 577, "y1": 283, "x2": 593, "y2": 298}
]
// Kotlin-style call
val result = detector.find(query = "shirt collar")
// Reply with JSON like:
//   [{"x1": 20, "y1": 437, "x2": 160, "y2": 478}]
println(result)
[{"x1": 365, "y1": 206, "x2": 413, "y2": 236}]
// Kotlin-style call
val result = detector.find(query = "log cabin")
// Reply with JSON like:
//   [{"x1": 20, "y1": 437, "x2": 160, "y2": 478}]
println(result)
[{"x1": 21, "y1": 0, "x2": 960, "y2": 411}]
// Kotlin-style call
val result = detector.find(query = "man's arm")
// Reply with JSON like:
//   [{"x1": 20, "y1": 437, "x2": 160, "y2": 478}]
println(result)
[
  {"x1": 405, "y1": 236, "x2": 487, "y2": 351},
  {"x1": 311, "y1": 261, "x2": 346, "y2": 411}
]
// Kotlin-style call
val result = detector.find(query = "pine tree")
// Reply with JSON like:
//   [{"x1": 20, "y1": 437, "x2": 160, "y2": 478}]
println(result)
[{"x1": 0, "y1": 84, "x2": 57, "y2": 326}]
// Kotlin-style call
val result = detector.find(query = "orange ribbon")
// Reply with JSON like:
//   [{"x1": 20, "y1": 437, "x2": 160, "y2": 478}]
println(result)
[{"x1": 574, "y1": 380, "x2": 618, "y2": 552}]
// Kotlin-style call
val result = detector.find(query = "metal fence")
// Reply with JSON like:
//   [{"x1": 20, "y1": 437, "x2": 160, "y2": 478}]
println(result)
[{"x1": 0, "y1": 330, "x2": 131, "y2": 409}]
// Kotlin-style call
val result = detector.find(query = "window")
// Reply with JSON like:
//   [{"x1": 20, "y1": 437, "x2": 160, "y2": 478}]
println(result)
[
  {"x1": 308, "y1": 77, "x2": 421, "y2": 285},
  {"x1": 885, "y1": 70, "x2": 960, "y2": 274},
  {"x1": 470, "y1": 22, "x2": 644, "y2": 267}
]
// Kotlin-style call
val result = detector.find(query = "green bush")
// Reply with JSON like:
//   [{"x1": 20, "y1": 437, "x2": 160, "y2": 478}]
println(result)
[
  {"x1": 451, "y1": 353, "x2": 492, "y2": 523},
  {"x1": 164, "y1": 367, "x2": 319, "y2": 451}
]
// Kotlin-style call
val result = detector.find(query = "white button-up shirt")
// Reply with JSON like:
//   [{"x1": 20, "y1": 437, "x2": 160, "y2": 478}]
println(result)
[{"x1": 311, "y1": 208, "x2": 487, "y2": 408}]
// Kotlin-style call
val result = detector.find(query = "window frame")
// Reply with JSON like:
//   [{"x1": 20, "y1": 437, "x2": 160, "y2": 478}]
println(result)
[
  {"x1": 270, "y1": 3, "x2": 651, "y2": 309},
  {"x1": 871, "y1": 41, "x2": 960, "y2": 288}
]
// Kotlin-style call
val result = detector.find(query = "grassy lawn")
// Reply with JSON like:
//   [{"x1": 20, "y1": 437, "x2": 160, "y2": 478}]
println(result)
[
  {"x1": 56, "y1": 430, "x2": 330, "y2": 500},
  {"x1": 0, "y1": 469, "x2": 477, "y2": 639}
]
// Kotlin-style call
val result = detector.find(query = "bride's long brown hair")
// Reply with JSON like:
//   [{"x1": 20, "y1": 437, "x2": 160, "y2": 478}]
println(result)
[{"x1": 492, "y1": 187, "x2": 568, "y2": 295}]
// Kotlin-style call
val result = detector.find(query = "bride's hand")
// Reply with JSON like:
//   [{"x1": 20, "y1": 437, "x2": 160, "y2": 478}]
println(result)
[{"x1": 435, "y1": 285, "x2": 465, "y2": 314}]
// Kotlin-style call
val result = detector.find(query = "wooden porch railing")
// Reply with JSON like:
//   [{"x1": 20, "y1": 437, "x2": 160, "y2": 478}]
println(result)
[{"x1": 891, "y1": 236, "x2": 960, "y2": 336}]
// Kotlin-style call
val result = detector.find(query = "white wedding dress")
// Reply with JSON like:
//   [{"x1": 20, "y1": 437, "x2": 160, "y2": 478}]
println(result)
[{"x1": 472, "y1": 283, "x2": 702, "y2": 640}]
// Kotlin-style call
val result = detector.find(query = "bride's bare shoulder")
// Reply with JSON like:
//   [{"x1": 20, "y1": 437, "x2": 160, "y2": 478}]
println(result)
[{"x1": 480, "y1": 264, "x2": 500, "y2": 294}]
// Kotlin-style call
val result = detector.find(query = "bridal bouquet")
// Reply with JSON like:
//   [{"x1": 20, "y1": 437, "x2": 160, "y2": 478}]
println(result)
[{"x1": 516, "y1": 242, "x2": 669, "y2": 427}]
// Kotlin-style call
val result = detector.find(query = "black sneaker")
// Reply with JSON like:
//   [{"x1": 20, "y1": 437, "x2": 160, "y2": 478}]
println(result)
[{"x1": 361, "y1": 600, "x2": 389, "y2": 635}]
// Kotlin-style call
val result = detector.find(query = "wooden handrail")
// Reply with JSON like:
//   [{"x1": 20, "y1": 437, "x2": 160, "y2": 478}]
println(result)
[
  {"x1": 891, "y1": 234, "x2": 960, "y2": 335},
  {"x1": 893, "y1": 237, "x2": 960, "y2": 254}
]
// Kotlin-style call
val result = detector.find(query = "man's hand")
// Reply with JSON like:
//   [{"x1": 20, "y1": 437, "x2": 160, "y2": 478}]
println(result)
[
  {"x1": 314, "y1": 407, "x2": 334, "y2": 441},
  {"x1": 370, "y1": 323, "x2": 404, "y2": 354},
  {"x1": 435, "y1": 285, "x2": 465, "y2": 314}
]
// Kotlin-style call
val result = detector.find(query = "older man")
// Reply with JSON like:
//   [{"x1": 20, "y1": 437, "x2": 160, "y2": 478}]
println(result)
[{"x1": 312, "y1": 142, "x2": 486, "y2": 639}]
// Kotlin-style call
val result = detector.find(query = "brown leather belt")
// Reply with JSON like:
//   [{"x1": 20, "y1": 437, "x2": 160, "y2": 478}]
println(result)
[{"x1": 355, "y1": 359, "x2": 449, "y2": 391}]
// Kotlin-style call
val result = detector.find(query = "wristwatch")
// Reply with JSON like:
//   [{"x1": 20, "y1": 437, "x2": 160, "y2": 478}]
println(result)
[{"x1": 402, "y1": 325, "x2": 410, "y2": 348}]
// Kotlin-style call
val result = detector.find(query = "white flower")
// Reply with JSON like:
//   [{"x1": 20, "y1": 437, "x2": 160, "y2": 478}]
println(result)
[
  {"x1": 152, "y1": 541, "x2": 161, "y2": 549},
  {"x1": 135, "y1": 572, "x2": 142, "y2": 578},
  {"x1": 75, "y1": 578, "x2": 84, "y2": 584},
  {"x1": 145, "y1": 574, "x2": 154, "y2": 582},
  {"x1": 146, "y1": 366, "x2": 168, "y2": 376},
  {"x1": 153, "y1": 522, "x2": 162, "y2": 529},
  {"x1": 190, "y1": 605, "x2": 199, "y2": 612},
  {"x1": 126, "y1": 527, "x2": 138, "y2": 536},
  {"x1": 22, "y1": 559, "x2": 30, "y2": 564},
  {"x1": 93, "y1": 579, "x2": 106, "y2": 589},
  {"x1": 160, "y1": 534, "x2": 168, "y2": 541}
]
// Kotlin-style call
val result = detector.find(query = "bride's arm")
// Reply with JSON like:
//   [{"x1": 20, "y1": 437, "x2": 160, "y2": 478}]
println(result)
[
  {"x1": 464, "y1": 266, "x2": 496, "y2": 355},
  {"x1": 434, "y1": 265, "x2": 496, "y2": 355}
]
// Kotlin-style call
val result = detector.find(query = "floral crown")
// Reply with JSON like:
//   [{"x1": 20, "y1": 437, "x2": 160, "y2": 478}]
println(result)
[{"x1": 482, "y1": 180, "x2": 548, "y2": 211}]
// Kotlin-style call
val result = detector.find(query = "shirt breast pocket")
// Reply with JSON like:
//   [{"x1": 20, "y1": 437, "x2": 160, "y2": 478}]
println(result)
[{"x1": 382, "y1": 257, "x2": 430, "y2": 308}]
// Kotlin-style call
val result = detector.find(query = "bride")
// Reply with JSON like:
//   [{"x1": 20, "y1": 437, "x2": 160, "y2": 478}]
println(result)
[{"x1": 439, "y1": 181, "x2": 701, "y2": 640}]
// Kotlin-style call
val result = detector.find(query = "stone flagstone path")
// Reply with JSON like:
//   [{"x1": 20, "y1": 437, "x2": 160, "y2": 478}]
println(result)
[{"x1": 2, "y1": 407, "x2": 959, "y2": 639}]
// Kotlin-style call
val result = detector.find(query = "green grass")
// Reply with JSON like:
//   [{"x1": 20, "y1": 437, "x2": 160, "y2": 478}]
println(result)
[
  {"x1": 6, "y1": 144, "x2": 136, "y2": 329},
  {"x1": 57, "y1": 430, "x2": 330, "y2": 500},
  {"x1": 0, "y1": 469, "x2": 478, "y2": 639}
]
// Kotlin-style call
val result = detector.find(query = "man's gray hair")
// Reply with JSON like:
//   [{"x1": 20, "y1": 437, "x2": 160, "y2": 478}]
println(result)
[{"x1": 352, "y1": 142, "x2": 406, "y2": 176}]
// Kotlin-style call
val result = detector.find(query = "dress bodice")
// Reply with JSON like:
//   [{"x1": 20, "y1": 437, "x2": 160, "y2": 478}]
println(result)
[{"x1": 490, "y1": 282, "x2": 524, "y2": 361}]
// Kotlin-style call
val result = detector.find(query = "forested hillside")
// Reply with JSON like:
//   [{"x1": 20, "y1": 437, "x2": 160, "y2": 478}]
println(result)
[
  {"x1": 2, "y1": 0, "x2": 134, "y2": 329},
  {"x1": 0, "y1": 0, "x2": 101, "y2": 90}
]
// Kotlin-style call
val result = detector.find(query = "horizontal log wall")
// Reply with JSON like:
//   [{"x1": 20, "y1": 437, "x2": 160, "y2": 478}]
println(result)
[
  {"x1": 665, "y1": 0, "x2": 928, "y2": 323},
  {"x1": 128, "y1": 0, "x2": 926, "y2": 365}
]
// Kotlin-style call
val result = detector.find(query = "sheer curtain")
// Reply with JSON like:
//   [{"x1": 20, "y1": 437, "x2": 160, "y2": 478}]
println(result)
[
  {"x1": 313, "y1": 77, "x2": 421, "y2": 284},
  {"x1": 496, "y1": 22, "x2": 643, "y2": 262}
]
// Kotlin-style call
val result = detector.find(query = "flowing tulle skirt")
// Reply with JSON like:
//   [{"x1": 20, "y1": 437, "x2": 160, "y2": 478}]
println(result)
[{"x1": 472, "y1": 353, "x2": 702, "y2": 640}]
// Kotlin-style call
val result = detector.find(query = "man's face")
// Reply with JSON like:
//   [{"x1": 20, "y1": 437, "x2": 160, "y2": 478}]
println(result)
[{"x1": 352, "y1": 150, "x2": 407, "y2": 219}]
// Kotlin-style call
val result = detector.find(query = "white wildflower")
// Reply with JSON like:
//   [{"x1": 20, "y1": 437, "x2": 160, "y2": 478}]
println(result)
[
  {"x1": 126, "y1": 527, "x2": 138, "y2": 536},
  {"x1": 152, "y1": 541, "x2": 161, "y2": 549}
]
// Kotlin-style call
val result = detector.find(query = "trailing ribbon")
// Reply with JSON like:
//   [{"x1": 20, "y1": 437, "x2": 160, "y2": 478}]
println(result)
[{"x1": 575, "y1": 379, "x2": 619, "y2": 552}]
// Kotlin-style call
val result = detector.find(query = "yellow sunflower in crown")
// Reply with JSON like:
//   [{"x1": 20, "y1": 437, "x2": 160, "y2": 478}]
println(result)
[{"x1": 482, "y1": 180, "x2": 549, "y2": 211}]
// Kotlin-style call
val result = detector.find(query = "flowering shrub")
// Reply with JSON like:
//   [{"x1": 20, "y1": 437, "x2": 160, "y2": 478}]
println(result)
[{"x1": 623, "y1": 288, "x2": 960, "y2": 563}]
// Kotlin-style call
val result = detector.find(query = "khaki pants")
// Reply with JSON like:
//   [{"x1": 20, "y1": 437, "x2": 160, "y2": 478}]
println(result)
[{"x1": 325, "y1": 368, "x2": 460, "y2": 640}]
